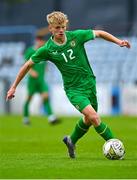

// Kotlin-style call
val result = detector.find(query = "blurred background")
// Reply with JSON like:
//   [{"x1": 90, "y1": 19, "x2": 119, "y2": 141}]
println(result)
[{"x1": 0, "y1": 0, "x2": 137, "y2": 116}]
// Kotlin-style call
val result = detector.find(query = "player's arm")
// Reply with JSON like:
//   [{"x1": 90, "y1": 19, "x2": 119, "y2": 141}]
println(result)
[
  {"x1": 25, "y1": 56, "x2": 38, "y2": 77},
  {"x1": 6, "y1": 59, "x2": 34, "y2": 100},
  {"x1": 93, "y1": 30, "x2": 131, "y2": 48},
  {"x1": 25, "y1": 58, "x2": 38, "y2": 78}
]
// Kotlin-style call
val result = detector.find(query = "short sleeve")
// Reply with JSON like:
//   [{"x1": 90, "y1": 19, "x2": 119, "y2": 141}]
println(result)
[
  {"x1": 31, "y1": 46, "x2": 49, "y2": 64},
  {"x1": 73, "y1": 29, "x2": 95, "y2": 43}
]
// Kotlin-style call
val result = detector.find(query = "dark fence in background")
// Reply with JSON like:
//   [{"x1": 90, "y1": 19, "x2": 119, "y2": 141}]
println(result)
[{"x1": 0, "y1": 0, "x2": 137, "y2": 36}]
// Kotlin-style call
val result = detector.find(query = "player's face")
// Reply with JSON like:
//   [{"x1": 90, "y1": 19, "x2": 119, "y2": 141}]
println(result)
[
  {"x1": 49, "y1": 23, "x2": 67, "y2": 39},
  {"x1": 36, "y1": 39, "x2": 45, "y2": 48}
]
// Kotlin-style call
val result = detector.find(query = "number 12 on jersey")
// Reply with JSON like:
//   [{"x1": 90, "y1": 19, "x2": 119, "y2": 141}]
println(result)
[{"x1": 61, "y1": 49, "x2": 75, "y2": 62}]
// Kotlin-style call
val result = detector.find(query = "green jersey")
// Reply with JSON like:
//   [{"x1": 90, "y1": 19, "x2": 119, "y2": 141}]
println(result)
[
  {"x1": 24, "y1": 47, "x2": 46, "y2": 80},
  {"x1": 31, "y1": 29, "x2": 95, "y2": 90}
]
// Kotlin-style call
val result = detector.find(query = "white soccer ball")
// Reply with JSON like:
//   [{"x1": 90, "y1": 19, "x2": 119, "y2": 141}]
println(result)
[{"x1": 103, "y1": 139, "x2": 125, "y2": 160}]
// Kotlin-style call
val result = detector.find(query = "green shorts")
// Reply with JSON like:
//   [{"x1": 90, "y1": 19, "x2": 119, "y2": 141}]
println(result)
[
  {"x1": 66, "y1": 85, "x2": 98, "y2": 112},
  {"x1": 27, "y1": 78, "x2": 48, "y2": 95}
]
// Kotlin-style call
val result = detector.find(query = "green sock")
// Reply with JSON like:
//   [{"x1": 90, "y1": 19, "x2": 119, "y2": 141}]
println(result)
[
  {"x1": 43, "y1": 98, "x2": 53, "y2": 116},
  {"x1": 95, "y1": 122, "x2": 114, "y2": 141},
  {"x1": 70, "y1": 118, "x2": 90, "y2": 144},
  {"x1": 23, "y1": 101, "x2": 30, "y2": 117}
]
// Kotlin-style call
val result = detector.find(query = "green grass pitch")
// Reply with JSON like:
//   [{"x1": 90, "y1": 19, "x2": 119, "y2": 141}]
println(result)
[{"x1": 0, "y1": 115, "x2": 137, "y2": 179}]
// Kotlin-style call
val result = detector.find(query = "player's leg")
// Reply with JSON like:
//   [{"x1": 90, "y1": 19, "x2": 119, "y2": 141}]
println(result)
[
  {"x1": 63, "y1": 92, "x2": 91, "y2": 158},
  {"x1": 63, "y1": 104, "x2": 114, "y2": 158},
  {"x1": 63, "y1": 114, "x2": 91, "y2": 158},
  {"x1": 65, "y1": 91, "x2": 92, "y2": 143},
  {"x1": 41, "y1": 92, "x2": 60, "y2": 124},
  {"x1": 69, "y1": 87, "x2": 114, "y2": 144},
  {"x1": 87, "y1": 85, "x2": 114, "y2": 141},
  {"x1": 70, "y1": 116, "x2": 91, "y2": 145},
  {"x1": 63, "y1": 89, "x2": 114, "y2": 158},
  {"x1": 40, "y1": 81, "x2": 60, "y2": 124},
  {"x1": 23, "y1": 79, "x2": 35, "y2": 125},
  {"x1": 23, "y1": 95, "x2": 32, "y2": 124},
  {"x1": 82, "y1": 104, "x2": 114, "y2": 141}
]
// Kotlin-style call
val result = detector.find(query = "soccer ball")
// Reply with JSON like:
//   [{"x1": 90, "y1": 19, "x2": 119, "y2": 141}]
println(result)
[{"x1": 103, "y1": 139, "x2": 125, "y2": 160}]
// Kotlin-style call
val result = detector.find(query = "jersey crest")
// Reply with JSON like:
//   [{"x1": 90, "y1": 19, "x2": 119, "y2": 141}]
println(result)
[{"x1": 70, "y1": 40, "x2": 76, "y2": 47}]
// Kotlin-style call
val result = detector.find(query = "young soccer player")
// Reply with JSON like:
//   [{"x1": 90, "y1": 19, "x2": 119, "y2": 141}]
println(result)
[
  {"x1": 23, "y1": 35, "x2": 59, "y2": 125},
  {"x1": 6, "y1": 11, "x2": 131, "y2": 158}
]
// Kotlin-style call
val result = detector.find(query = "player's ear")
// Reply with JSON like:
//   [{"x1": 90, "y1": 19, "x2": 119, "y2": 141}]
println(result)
[{"x1": 48, "y1": 25, "x2": 52, "y2": 33}]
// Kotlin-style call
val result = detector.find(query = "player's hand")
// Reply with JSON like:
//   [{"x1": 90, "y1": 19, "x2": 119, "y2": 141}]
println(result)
[
  {"x1": 6, "y1": 87, "x2": 15, "y2": 101},
  {"x1": 119, "y1": 40, "x2": 131, "y2": 48}
]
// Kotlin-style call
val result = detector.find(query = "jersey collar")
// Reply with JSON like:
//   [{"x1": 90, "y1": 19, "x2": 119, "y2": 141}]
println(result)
[{"x1": 51, "y1": 33, "x2": 67, "y2": 46}]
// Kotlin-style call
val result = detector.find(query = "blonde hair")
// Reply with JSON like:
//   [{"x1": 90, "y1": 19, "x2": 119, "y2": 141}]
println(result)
[{"x1": 47, "y1": 11, "x2": 69, "y2": 25}]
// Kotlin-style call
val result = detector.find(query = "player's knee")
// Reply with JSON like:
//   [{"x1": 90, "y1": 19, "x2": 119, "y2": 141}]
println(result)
[
  {"x1": 86, "y1": 113, "x2": 100, "y2": 126},
  {"x1": 91, "y1": 114, "x2": 100, "y2": 126},
  {"x1": 84, "y1": 116, "x2": 92, "y2": 126}
]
